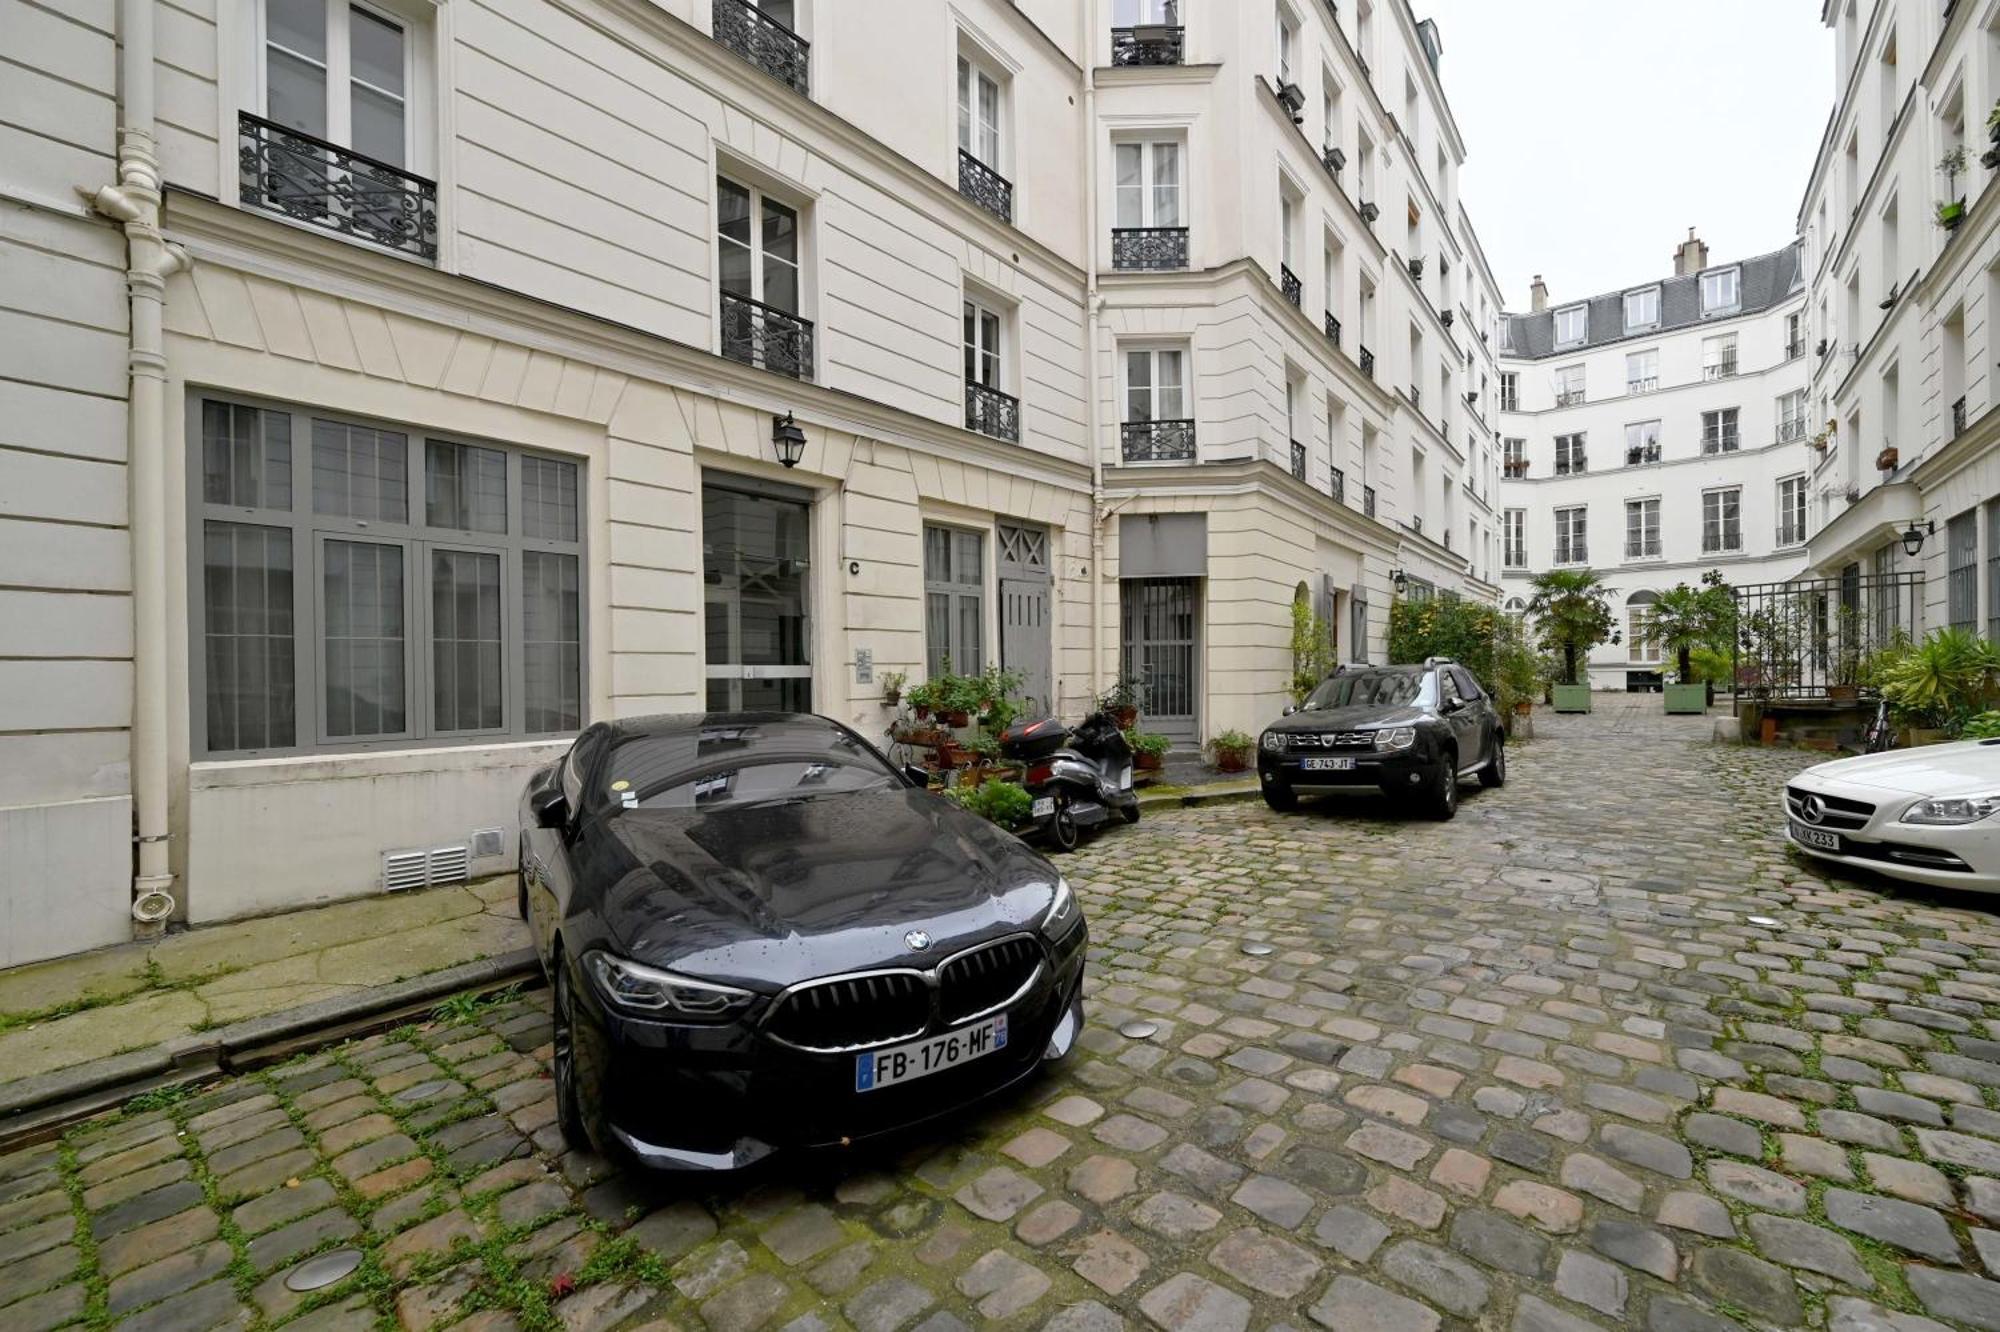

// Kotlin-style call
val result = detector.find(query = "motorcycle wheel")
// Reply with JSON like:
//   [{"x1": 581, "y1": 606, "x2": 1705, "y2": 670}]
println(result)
[
  {"x1": 1119, "y1": 803, "x2": 1141, "y2": 825},
  {"x1": 1049, "y1": 795, "x2": 1081, "y2": 852}
]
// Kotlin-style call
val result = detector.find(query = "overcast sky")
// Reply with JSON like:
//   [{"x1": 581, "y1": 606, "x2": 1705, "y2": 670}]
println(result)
[{"x1": 1418, "y1": 0, "x2": 1834, "y2": 311}]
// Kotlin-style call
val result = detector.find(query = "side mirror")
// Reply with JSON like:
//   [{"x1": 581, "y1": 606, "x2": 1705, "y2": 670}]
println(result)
[
  {"x1": 1281, "y1": 703, "x2": 1297, "y2": 717},
  {"x1": 903, "y1": 764, "x2": 932, "y2": 788},
  {"x1": 529, "y1": 786, "x2": 569, "y2": 829}
]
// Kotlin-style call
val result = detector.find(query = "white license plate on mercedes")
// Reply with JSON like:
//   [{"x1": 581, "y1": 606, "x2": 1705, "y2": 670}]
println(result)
[
  {"x1": 1302, "y1": 757, "x2": 1355, "y2": 772},
  {"x1": 856, "y1": 1014, "x2": 1009, "y2": 1092},
  {"x1": 1790, "y1": 821, "x2": 1841, "y2": 852}
]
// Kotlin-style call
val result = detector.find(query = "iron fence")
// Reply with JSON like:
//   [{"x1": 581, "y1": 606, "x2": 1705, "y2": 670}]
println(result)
[
  {"x1": 713, "y1": 0, "x2": 809, "y2": 93},
  {"x1": 965, "y1": 381, "x2": 1020, "y2": 441},
  {"x1": 958, "y1": 150, "x2": 1013, "y2": 223},
  {"x1": 1121, "y1": 419, "x2": 1196, "y2": 462},
  {"x1": 1730, "y1": 572, "x2": 1924, "y2": 705},
  {"x1": 238, "y1": 112, "x2": 437, "y2": 260},
  {"x1": 1111, "y1": 25, "x2": 1184, "y2": 65},
  {"x1": 1111, "y1": 226, "x2": 1188, "y2": 270}
]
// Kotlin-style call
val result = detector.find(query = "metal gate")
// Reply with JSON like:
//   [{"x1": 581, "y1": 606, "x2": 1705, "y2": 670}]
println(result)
[
  {"x1": 997, "y1": 523, "x2": 1053, "y2": 719},
  {"x1": 1121, "y1": 577, "x2": 1198, "y2": 743}
]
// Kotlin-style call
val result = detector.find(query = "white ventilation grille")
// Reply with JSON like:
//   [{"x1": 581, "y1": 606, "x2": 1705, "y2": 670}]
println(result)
[
  {"x1": 471, "y1": 827, "x2": 506, "y2": 858},
  {"x1": 381, "y1": 844, "x2": 472, "y2": 891}
]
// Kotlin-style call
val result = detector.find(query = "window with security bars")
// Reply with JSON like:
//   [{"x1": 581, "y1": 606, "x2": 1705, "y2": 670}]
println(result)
[
  {"x1": 1949, "y1": 509, "x2": 1978, "y2": 633},
  {"x1": 1554, "y1": 433, "x2": 1586, "y2": 476},
  {"x1": 924, "y1": 525, "x2": 985, "y2": 678},
  {"x1": 1701, "y1": 408, "x2": 1740, "y2": 454},
  {"x1": 1625, "y1": 498, "x2": 1660, "y2": 558},
  {"x1": 1702, "y1": 488, "x2": 1742, "y2": 554},
  {"x1": 1554, "y1": 506, "x2": 1587, "y2": 564},
  {"x1": 193, "y1": 397, "x2": 584, "y2": 755}
]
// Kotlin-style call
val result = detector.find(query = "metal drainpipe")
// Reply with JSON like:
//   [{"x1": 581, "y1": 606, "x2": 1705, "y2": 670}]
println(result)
[
  {"x1": 88, "y1": 0, "x2": 188, "y2": 937},
  {"x1": 1082, "y1": 19, "x2": 1106, "y2": 710}
]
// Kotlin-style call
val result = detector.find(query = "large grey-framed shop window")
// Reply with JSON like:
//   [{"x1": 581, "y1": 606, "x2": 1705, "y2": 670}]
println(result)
[
  {"x1": 190, "y1": 396, "x2": 585, "y2": 757},
  {"x1": 923, "y1": 524, "x2": 985, "y2": 678}
]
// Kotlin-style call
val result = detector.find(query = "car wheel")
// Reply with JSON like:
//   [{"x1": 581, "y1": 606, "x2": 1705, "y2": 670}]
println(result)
[
  {"x1": 1049, "y1": 795, "x2": 1081, "y2": 853},
  {"x1": 1425, "y1": 757, "x2": 1458, "y2": 820},
  {"x1": 1479, "y1": 735, "x2": 1507, "y2": 789},
  {"x1": 552, "y1": 955, "x2": 601, "y2": 1155},
  {"x1": 1263, "y1": 783, "x2": 1299, "y2": 812}
]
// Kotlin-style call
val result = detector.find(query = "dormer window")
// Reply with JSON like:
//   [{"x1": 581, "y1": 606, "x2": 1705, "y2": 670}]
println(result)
[
  {"x1": 1553, "y1": 304, "x2": 1587, "y2": 347},
  {"x1": 1701, "y1": 266, "x2": 1741, "y2": 315},
  {"x1": 1623, "y1": 286, "x2": 1660, "y2": 331}
]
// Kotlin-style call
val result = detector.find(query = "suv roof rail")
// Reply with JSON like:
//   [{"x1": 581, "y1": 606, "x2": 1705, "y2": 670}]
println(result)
[{"x1": 1422, "y1": 656, "x2": 1457, "y2": 668}]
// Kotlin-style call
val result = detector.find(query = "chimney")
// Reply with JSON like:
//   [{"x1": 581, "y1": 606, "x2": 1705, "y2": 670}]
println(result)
[
  {"x1": 1529, "y1": 275, "x2": 1548, "y2": 313},
  {"x1": 1673, "y1": 228, "x2": 1709, "y2": 277}
]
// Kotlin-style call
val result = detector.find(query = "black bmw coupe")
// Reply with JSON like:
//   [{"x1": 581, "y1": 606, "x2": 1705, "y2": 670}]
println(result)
[{"x1": 517, "y1": 712, "x2": 1088, "y2": 1172}]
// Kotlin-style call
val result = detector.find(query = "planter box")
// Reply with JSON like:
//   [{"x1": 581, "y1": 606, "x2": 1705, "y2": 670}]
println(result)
[
  {"x1": 1663, "y1": 683, "x2": 1708, "y2": 715},
  {"x1": 1552, "y1": 684, "x2": 1593, "y2": 713}
]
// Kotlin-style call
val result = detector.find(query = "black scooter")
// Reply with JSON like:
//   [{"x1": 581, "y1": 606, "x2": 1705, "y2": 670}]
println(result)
[{"x1": 998, "y1": 711, "x2": 1141, "y2": 851}]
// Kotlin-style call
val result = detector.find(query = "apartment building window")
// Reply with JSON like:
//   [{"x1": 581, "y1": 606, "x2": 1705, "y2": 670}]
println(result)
[
  {"x1": 1627, "y1": 591, "x2": 1660, "y2": 664},
  {"x1": 1503, "y1": 436, "x2": 1525, "y2": 478},
  {"x1": 957, "y1": 54, "x2": 1011, "y2": 221},
  {"x1": 1701, "y1": 266, "x2": 1741, "y2": 315},
  {"x1": 1785, "y1": 311, "x2": 1805, "y2": 358},
  {"x1": 1777, "y1": 475, "x2": 1807, "y2": 546},
  {"x1": 1701, "y1": 408, "x2": 1740, "y2": 455},
  {"x1": 1702, "y1": 333, "x2": 1738, "y2": 380},
  {"x1": 1499, "y1": 372, "x2": 1518, "y2": 412},
  {"x1": 923, "y1": 526, "x2": 984, "y2": 677},
  {"x1": 194, "y1": 398, "x2": 584, "y2": 756},
  {"x1": 1277, "y1": 6, "x2": 1297, "y2": 83},
  {"x1": 1112, "y1": 141, "x2": 1186, "y2": 270},
  {"x1": 1948, "y1": 509, "x2": 1978, "y2": 632},
  {"x1": 1777, "y1": 390, "x2": 1808, "y2": 443},
  {"x1": 1554, "y1": 364, "x2": 1584, "y2": 408},
  {"x1": 1626, "y1": 349, "x2": 1659, "y2": 395},
  {"x1": 1554, "y1": 506, "x2": 1587, "y2": 564},
  {"x1": 1554, "y1": 304, "x2": 1587, "y2": 348},
  {"x1": 1122, "y1": 347, "x2": 1194, "y2": 461},
  {"x1": 1625, "y1": 419, "x2": 1661, "y2": 466},
  {"x1": 1554, "y1": 432, "x2": 1587, "y2": 476},
  {"x1": 1623, "y1": 286, "x2": 1660, "y2": 332},
  {"x1": 712, "y1": 0, "x2": 808, "y2": 93},
  {"x1": 963, "y1": 298, "x2": 1018, "y2": 441},
  {"x1": 1625, "y1": 498, "x2": 1661, "y2": 559},
  {"x1": 717, "y1": 175, "x2": 811, "y2": 379},
  {"x1": 1503, "y1": 508, "x2": 1525, "y2": 567},
  {"x1": 1702, "y1": 487, "x2": 1742, "y2": 553}
]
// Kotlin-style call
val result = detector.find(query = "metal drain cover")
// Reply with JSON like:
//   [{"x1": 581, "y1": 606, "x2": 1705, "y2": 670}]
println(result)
[
  {"x1": 285, "y1": 1248, "x2": 362, "y2": 1292},
  {"x1": 1240, "y1": 942, "x2": 1275, "y2": 957},
  {"x1": 1499, "y1": 867, "x2": 1599, "y2": 894},
  {"x1": 1118, "y1": 1020, "x2": 1160, "y2": 1040},
  {"x1": 394, "y1": 1079, "x2": 453, "y2": 1103}
]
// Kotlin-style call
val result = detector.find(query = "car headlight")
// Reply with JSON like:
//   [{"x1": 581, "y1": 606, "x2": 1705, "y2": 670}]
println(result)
[
  {"x1": 1261, "y1": 730, "x2": 1284, "y2": 753},
  {"x1": 582, "y1": 951, "x2": 755, "y2": 1020},
  {"x1": 1042, "y1": 876, "x2": 1079, "y2": 936},
  {"x1": 1374, "y1": 727, "x2": 1418, "y2": 751},
  {"x1": 1901, "y1": 793, "x2": 2000, "y2": 826}
]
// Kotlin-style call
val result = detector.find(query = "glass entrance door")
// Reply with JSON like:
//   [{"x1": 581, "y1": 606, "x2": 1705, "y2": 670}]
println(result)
[{"x1": 703, "y1": 482, "x2": 812, "y2": 712}]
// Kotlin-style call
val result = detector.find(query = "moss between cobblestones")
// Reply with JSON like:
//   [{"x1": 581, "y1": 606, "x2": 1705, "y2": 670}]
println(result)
[{"x1": 54, "y1": 1137, "x2": 111, "y2": 1329}]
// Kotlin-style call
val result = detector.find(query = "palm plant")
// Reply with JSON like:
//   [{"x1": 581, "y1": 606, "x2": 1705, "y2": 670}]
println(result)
[
  {"x1": 1648, "y1": 573, "x2": 1735, "y2": 683},
  {"x1": 1524, "y1": 569, "x2": 1615, "y2": 687},
  {"x1": 1880, "y1": 628, "x2": 2000, "y2": 732}
]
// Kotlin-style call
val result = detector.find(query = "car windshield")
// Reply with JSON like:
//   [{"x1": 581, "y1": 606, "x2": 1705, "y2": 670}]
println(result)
[
  {"x1": 591, "y1": 720, "x2": 900, "y2": 814},
  {"x1": 1301, "y1": 670, "x2": 1433, "y2": 711}
]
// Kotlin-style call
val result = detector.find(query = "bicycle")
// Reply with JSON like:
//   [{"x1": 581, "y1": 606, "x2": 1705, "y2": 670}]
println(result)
[{"x1": 1863, "y1": 697, "x2": 1895, "y2": 753}]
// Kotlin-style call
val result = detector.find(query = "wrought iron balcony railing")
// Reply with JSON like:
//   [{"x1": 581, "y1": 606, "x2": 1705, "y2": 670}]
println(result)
[
  {"x1": 1280, "y1": 264, "x2": 1302, "y2": 308},
  {"x1": 1703, "y1": 359, "x2": 1739, "y2": 381},
  {"x1": 1785, "y1": 338, "x2": 1806, "y2": 359},
  {"x1": 1503, "y1": 460, "x2": 1528, "y2": 478},
  {"x1": 713, "y1": 0, "x2": 810, "y2": 94},
  {"x1": 958, "y1": 150, "x2": 1013, "y2": 223},
  {"x1": 1626, "y1": 538, "x2": 1662, "y2": 559},
  {"x1": 1325, "y1": 312, "x2": 1341, "y2": 347},
  {"x1": 1626, "y1": 444, "x2": 1661, "y2": 466},
  {"x1": 1954, "y1": 395, "x2": 1969, "y2": 437},
  {"x1": 1359, "y1": 345, "x2": 1375, "y2": 379},
  {"x1": 1555, "y1": 389, "x2": 1586, "y2": 407},
  {"x1": 1111, "y1": 226, "x2": 1188, "y2": 270},
  {"x1": 1330, "y1": 467, "x2": 1346, "y2": 504},
  {"x1": 1702, "y1": 432, "x2": 1741, "y2": 455},
  {"x1": 966, "y1": 381, "x2": 1020, "y2": 442},
  {"x1": 1779, "y1": 418, "x2": 1808, "y2": 443},
  {"x1": 1290, "y1": 439, "x2": 1307, "y2": 480},
  {"x1": 1363, "y1": 485, "x2": 1376, "y2": 518},
  {"x1": 1110, "y1": 24, "x2": 1184, "y2": 65},
  {"x1": 719, "y1": 291, "x2": 814, "y2": 380},
  {"x1": 238, "y1": 112, "x2": 437, "y2": 261},
  {"x1": 1121, "y1": 419, "x2": 1196, "y2": 462},
  {"x1": 1627, "y1": 377, "x2": 1658, "y2": 395}
]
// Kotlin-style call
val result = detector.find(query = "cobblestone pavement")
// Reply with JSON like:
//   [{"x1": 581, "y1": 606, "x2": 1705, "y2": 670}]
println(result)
[{"x1": 12, "y1": 699, "x2": 2000, "y2": 1331}]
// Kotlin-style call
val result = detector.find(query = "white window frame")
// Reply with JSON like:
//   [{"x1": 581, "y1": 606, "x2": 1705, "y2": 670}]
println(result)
[
  {"x1": 1702, "y1": 333, "x2": 1739, "y2": 380},
  {"x1": 1503, "y1": 508, "x2": 1525, "y2": 567},
  {"x1": 1554, "y1": 505, "x2": 1587, "y2": 565},
  {"x1": 1624, "y1": 419, "x2": 1661, "y2": 466},
  {"x1": 1623, "y1": 286, "x2": 1660, "y2": 332},
  {"x1": 1553, "y1": 304, "x2": 1588, "y2": 348},
  {"x1": 1701, "y1": 407, "x2": 1740, "y2": 455},
  {"x1": 963, "y1": 294, "x2": 1006, "y2": 391},
  {"x1": 1277, "y1": 5, "x2": 1298, "y2": 83},
  {"x1": 1702, "y1": 486, "x2": 1743, "y2": 553},
  {"x1": 1624, "y1": 496, "x2": 1661, "y2": 560},
  {"x1": 1554, "y1": 432, "x2": 1586, "y2": 476},
  {"x1": 254, "y1": 0, "x2": 427, "y2": 170},
  {"x1": 1499, "y1": 372, "x2": 1518, "y2": 412},
  {"x1": 1701, "y1": 266, "x2": 1742, "y2": 315},
  {"x1": 716, "y1": 172, "x2": 805, "y2": 317},
  {"x1": 1777, "y1": 390, "x2": 1808, "y2": 443},
  {"x1": 957, "y1": 53, "x2": 1003, "y2": 170},
  {"x1": 1554, "y1": 363, "x2": 1585, "y2": 407},
  {"x1": 1124, "y1": 346, "x2": 1189, "y2": 424},
  {"x1": 1627, "y1": 598, "x2": 1660, "y2": 664},
  {"x1": 1625, "y1": 349, "x2": 1659, "y2": 395},
  {"x1": 923, "y1": 522, "x2": 988, "y2": 678},
  {"x1": 1113, "y1": 139, "x2": 1184, "y2": 229},
  {"x1": 1777, "y1": 474, "x2": 1808, "y2": 546}
]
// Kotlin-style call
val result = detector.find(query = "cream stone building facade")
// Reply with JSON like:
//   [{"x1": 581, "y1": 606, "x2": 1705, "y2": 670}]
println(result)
[{"x1": 2, "y1": 0, "x2": 1502, "y2": 962}]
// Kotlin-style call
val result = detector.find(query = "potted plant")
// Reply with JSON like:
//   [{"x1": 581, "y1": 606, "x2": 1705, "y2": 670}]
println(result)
[
  {"x1": 1876, "y1": 445, "x2": 1899, "y2": 471},
  {"x1": 1124, "y1": 729, "x2": 1171, "y2": 772},
  {"x1": 879, "y1": 671, "x2": 907, "y2": 708},
  {"x1": 1207, "y1": 729, "x2": 1255, "y2": 773},
  {"x1": 1098, "y1": 675, "x2": 1142, "y2": 729},
  {"x1": 1938, "y1": 198, "x2": 1967, "y2": 230},
  {"x1": 1880, "y1": 627, "x2": 2000, "y2": 738},
  {"x1": 944, "y1": 779, "x2": 1032, "y2": 831},
  {"x1": 1526, "y1": 569, "x2": 1616, "y2": 713},
  {"x1": 1650, "y1": 572, "x2": 1735, "y2": 714},
  {"x1": 1938, "y1": 149, "x2": 1969, "y2": 230},
  {"x1": 906, "y1": 678, "x2": 939, "y2": 720},
  {"x1": 937, "y1": 670, "x2": 979, "y2": 728}
]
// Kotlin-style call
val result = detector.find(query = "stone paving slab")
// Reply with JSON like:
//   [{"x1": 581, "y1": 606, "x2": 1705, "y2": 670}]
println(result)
[{"x1": 12, "y1": 698, "x2": 2000, "y2": 1329}]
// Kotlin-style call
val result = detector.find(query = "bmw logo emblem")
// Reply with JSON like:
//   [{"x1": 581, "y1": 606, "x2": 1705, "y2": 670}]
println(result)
[
  {"x1": 905, "y1": 930, "x2": 932, "y2": 952},
  {"x1": 1800, "y1": 795, "x2": 1826, "y2": 825}
]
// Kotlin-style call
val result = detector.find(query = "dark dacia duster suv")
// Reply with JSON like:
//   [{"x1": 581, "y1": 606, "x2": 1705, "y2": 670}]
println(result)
[{"x1": 1256, "y1": 658, "x2": 1506, "y2": 820}]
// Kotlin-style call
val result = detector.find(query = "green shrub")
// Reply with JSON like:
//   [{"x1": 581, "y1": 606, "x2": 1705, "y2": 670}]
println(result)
[
  {"x1": 1387, "y1": 596, "x2": 1503, "y2": 693},
  {"x1": 1123, "y1": 730, "x2": 1171, "y2": 758},
  {"x1": 1881, "y1": 628, "x2": 2000, "y2": 732},
  {"x1": 944, "y1": 779, "x2": 1033, "y2": 828},
  {"x1": 1962, "y1": 710, "x2": 2000, "y2": 740}
]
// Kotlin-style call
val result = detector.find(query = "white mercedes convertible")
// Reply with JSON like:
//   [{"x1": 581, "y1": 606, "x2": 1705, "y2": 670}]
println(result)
[{"x1": 1784, "y1": 739, "x2": 2000, "y2": 892}]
